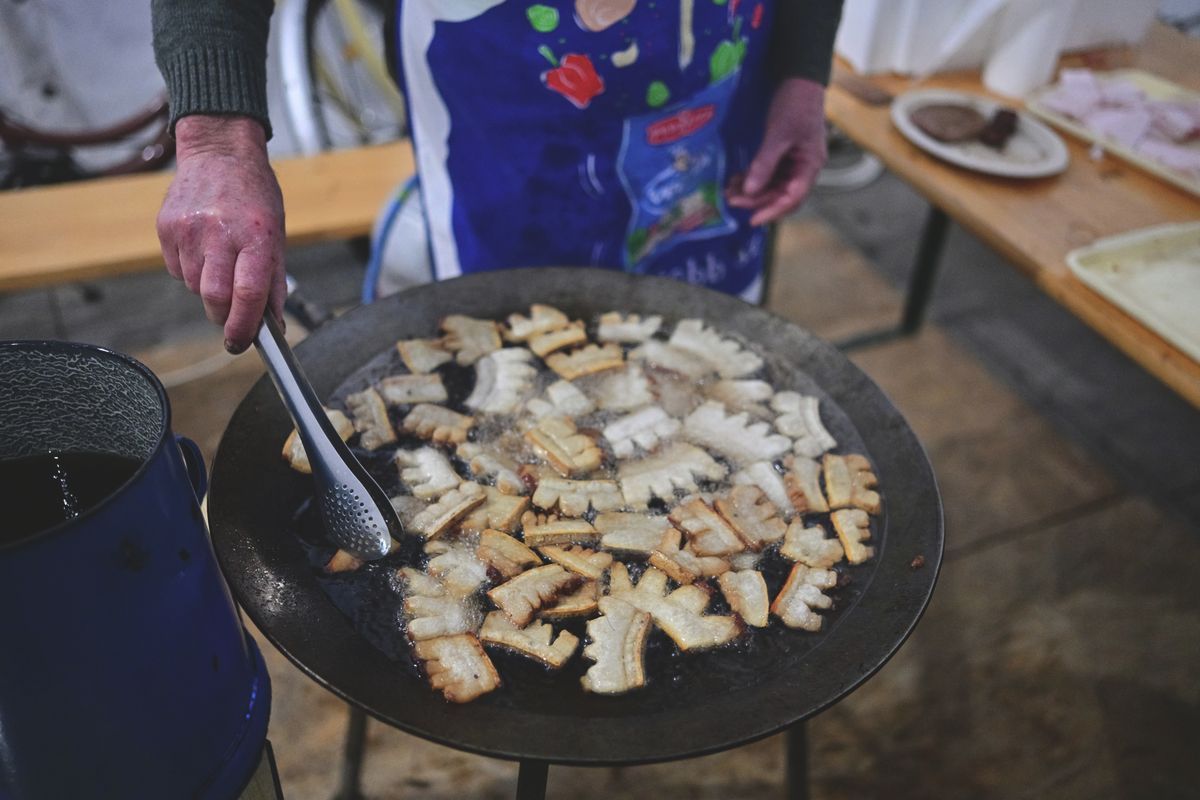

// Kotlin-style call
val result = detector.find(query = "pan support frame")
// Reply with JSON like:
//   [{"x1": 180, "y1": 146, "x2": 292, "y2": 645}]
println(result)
[
  {"x1": 516, "y1": 758, "x2": 550, "y2": 800},
  {"x1": 330, "y1": 708, "x2": 809, "y2": 800},
  {"x1": 332, "y1": 705, "x2": 369, "y2": 800}
]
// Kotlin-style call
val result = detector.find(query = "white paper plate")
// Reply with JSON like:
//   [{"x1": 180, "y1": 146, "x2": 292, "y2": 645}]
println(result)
[{"x1": 891, "y1": 89, "x2": 1069, "y2": 178}]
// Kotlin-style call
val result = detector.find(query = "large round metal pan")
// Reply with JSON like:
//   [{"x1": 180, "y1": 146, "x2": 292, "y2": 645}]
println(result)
[{"x1": 209, "y1": 268, "x2": 943, "y2": 766}]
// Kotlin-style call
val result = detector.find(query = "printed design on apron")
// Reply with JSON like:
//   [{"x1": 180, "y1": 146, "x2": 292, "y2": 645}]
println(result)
[
  {"x1": 616, "y1": 75, "x2": 739, "y2": 271},
  {"x1": 522, "y1": 2, "x2": 756, "y2": 274},
  {"x1": 398, "y1": 0, "x2": 773, "y2": 297},
  {"x1": 540, "y1": 50, "x2": 605, "y2": 109},
  {"x1": 527, "y1": 0, "x2": 637, "y2": 109},
  {"x1": 575, "y1": 0, "x2": 638, "y2": 32}
]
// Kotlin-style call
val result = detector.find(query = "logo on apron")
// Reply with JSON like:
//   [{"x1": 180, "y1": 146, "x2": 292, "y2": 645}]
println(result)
[{"x1": 617, "y1": 75, "x2": 740, "y2": 272}]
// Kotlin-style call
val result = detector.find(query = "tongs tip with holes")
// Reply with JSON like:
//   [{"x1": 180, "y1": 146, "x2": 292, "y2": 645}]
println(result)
[{"x1": 254, "y1": 313, "x2": 401, "y2": 560}]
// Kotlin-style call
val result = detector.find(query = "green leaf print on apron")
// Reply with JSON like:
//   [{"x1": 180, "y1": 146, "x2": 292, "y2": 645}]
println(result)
[{"x1": 394, "y1": 0, "x2": 775, "y2": 300}]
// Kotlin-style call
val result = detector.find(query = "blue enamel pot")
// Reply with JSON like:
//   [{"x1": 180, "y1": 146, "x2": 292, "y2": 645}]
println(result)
[{"x1": 0, "y1": 341, "x2": 270, "y2": 800}]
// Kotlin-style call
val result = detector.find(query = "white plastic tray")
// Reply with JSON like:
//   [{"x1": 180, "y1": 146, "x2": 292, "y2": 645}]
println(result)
[{"x1": 1067, "y1": 222, "x2": 1200, "y2": 362}]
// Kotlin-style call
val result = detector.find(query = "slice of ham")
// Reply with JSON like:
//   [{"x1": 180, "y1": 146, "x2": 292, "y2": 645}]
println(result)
[
  {"x1": 1080, "y1": 106, "x2": 1153, "y2": 148},
  {"x1": 1039, "y1": 69, "x2": 1200, "y2": 181},
  {"x1": 1149, "y1": 100, "x2": 1200, "y2": 142},
  {"x1": 1133, "y1": 138, "x2": 1200, "y2": 178},
  {"x1": 1099, "y1": 79, "x2": 1146, "y2": 107},
  {"x1": 1039, "y1": 68, "x2": 1103, "y2": 119}
]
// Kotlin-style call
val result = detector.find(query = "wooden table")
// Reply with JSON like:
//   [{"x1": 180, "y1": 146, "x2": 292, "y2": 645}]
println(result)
[
  {"x1": 0, "y1": 140, "x2": 414, "y2": 294},
  {"x1": 825, "y1": 23, "x2": 1200, "y2": 409}
]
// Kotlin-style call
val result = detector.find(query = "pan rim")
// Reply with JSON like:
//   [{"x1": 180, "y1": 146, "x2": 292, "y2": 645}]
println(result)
[{"x1": 209, "y1": 267, "x2": 943, "y2": 765}]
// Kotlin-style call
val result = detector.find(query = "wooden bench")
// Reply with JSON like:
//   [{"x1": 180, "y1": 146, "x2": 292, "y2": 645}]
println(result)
[{"x1": 0, "y1": 140, "x2": 414, "y2": 293}]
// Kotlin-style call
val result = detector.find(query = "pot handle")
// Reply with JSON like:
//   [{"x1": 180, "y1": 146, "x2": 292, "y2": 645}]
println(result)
[{"x1": 176, "y1": 435, "x2": 208, "y2": 502}]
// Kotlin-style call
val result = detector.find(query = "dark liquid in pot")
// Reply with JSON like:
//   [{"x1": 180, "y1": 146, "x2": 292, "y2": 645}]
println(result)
[{"x1": 0, "y1": 452, "x2": 141, "y2": 544}]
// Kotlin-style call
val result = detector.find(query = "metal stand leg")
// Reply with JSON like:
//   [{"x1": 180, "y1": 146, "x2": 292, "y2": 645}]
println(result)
[
  {"x1": 516, "y1": 760, "x2": 549, "y2": 800},
  {"x1": 835, "y1": 205, "x2": 951, "y2": 352},
  {"x1": 899, "y1": 205, "x2": 951, "y2": 335},
  {"x1": 760, "y1": 222, "x2": 780, "y2": 306},
  {"x1": 332, "y1": 705, "x2": 368, "y2": 800},
  {"x1": 263, "y1": 741, "x2": 285, "y2": 799},
  {"x1": 785, "y1": 721, "x2": 809, "y2": 800}
]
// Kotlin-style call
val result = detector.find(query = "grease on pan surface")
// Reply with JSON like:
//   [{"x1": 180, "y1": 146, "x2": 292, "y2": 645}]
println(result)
[{"x1": 282, "y1": 305, "x2": 883, "y2": 703}]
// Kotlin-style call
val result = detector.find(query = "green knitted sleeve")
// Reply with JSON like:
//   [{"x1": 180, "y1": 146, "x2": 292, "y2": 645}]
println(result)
[{"x1": 151, "y1": 0, "x2": 275, "y2": 138}]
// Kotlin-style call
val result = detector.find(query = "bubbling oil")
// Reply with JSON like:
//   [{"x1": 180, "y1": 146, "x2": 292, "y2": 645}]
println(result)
[{"x1": 292, "y1": 312, "x2": 877, "y2": 707}]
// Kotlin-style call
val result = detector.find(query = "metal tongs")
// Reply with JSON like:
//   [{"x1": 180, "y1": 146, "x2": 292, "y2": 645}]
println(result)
[{"x1": 254, "y1": 314, "x2": 400, "y2": 560}]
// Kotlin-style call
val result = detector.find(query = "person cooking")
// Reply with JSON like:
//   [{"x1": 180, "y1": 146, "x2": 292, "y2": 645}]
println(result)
[{"x1": 151, "y1": 0, "x2": 844, "y2": 353}]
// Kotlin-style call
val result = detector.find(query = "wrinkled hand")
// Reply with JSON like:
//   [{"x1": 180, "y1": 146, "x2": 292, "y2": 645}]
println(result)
[
  {"x1": 727, "y1": 77, "x2": 828, "y2": 226},
  {"x1": 157, "y1": 116, "x2": 285, "y2": 354}
]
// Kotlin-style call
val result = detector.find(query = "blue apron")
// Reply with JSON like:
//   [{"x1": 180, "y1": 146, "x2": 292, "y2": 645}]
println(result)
[{"x1": 394, "y1": 0, "x2": 774, "y2": 300}]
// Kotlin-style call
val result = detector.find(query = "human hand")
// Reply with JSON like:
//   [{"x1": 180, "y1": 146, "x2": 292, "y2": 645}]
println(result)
[
  {"x1": 157, "y1": 115, "x2": 285, "y2": 354},
  {"x1": 727, "y1": 77, "x2": 828, "y2": 226}
]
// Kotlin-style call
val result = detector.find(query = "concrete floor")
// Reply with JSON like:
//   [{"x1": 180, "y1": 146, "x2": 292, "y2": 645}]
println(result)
[{"x1": 3, "y1": 182, "x2": 1198, "y2": 798}]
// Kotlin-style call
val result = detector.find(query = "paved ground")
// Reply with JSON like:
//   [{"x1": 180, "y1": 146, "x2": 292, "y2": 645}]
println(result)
[{"x1": 2, "y1": 182, "x2": 1197, "y2": 799}]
